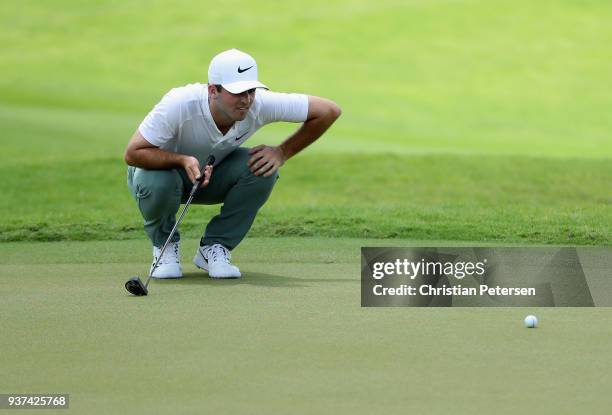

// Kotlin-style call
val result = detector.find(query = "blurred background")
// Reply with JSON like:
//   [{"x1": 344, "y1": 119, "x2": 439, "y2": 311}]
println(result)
[{"x1": 1, "y1": 0, "x2": 610, "y2": 244}]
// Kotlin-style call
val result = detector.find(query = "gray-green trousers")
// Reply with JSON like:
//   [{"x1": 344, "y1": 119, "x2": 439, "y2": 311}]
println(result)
[{"x1": 127, "y1": 148, "x2": 278, "y2": 249}]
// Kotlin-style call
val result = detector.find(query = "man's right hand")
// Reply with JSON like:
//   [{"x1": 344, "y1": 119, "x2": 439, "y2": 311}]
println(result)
[{"x1": 182, "y1": 155, "x2": 213, "y2": 188}]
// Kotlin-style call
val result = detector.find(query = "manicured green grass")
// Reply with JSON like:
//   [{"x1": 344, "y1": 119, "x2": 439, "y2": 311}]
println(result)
[
  {"x1": 1, "y1": 0, "x2": 611, "y2": 244},
  {"x1": 1, "y1": 238, "x2": 611, "y2": 414}
]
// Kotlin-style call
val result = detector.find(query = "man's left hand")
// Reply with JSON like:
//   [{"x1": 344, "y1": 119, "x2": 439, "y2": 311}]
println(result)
[{"x1": 248, "y1": 145, "x2": 286, "y2": 177}]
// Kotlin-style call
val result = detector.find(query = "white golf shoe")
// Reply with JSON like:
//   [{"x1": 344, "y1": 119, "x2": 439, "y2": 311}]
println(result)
[
  {"x1": 193, "y1": 244, "x2": 241, "y2": 279},
  {"x1": 150, "y1": 241, "x2": 183, "y2": 279}
]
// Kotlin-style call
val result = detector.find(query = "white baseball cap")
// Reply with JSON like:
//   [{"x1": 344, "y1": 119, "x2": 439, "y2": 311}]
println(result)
[{"x1": 208, "y1": 49, "x2": 268, "y2": 94}]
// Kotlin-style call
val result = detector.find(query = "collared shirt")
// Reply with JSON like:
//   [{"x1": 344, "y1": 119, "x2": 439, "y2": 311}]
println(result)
[{"x1": 138, "y1": 83, "x2": 309, "y2": 165}]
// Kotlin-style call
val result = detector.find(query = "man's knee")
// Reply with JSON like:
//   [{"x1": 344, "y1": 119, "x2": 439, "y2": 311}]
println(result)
[
  {"x1": 248, "y1": 169, "x2": 278, "y2": 190},
  {"x1": 219, "y1": 148, "x2": 279, "y2": 188}
]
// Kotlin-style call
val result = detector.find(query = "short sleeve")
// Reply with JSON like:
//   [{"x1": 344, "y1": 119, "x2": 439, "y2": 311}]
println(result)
[
  {"x1": 138, "y1": 90, "x2": 182, "y2": 146},
  {"x1": 256, "y1": 90, "x2": 309, "y2": 125}
]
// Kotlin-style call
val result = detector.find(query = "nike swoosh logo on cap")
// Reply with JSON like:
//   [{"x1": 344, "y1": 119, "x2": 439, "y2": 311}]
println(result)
[{"x1": 237, "y1": 65, "x2": 253, "y2": 73}]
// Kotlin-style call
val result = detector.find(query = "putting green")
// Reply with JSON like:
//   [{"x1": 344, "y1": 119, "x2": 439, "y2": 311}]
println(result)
[{"x1": 2, "y1": 238, "x2": 611, "y2": 414}]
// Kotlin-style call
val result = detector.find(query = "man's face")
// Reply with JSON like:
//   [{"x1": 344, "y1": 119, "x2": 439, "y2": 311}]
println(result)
[{"x1": 210, "y1": 86, "x2": 256, "y2": 122}]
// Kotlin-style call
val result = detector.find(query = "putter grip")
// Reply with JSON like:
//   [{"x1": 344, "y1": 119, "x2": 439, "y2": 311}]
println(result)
[{"x1": 195, "y1": 155, "x2": 216, "y2": 186}]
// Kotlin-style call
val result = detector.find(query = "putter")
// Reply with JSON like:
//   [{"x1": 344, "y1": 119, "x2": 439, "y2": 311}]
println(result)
[{"x1": 125, "y1": 155, "x2": 216, "y2": 296}]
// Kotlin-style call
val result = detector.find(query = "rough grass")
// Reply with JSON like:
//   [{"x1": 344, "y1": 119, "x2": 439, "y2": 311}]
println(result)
[{"x1": 0, "y1": 154, "x2": 609, "y2": 244}]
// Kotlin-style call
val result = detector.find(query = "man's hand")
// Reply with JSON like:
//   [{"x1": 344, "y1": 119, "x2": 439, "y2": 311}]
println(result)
[
  {"x1": 248, "y1": 145, "x2": 286, "y2": 177},
  {"x1": 182, "y1": 155, "x2": 213, "y2": 187}
]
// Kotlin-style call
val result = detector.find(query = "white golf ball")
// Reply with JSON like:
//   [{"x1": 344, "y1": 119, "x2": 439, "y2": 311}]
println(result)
[{"x1": 524, "y1": 315, "x2": 538, "y2": 328}]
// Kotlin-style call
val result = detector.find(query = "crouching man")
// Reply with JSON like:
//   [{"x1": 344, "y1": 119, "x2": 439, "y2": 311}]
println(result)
[{"x1": 124, "y1": 49, "x2": 341, "y2": 279}]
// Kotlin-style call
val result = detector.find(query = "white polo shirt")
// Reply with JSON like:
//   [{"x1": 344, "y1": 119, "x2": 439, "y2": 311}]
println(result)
[{"x1": 138, "y1": 83, "x2": 309, "y2": 165}]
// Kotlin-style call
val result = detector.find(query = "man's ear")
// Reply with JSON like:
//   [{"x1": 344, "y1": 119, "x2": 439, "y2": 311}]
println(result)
[{"x1": 208, "y1": 84, "x2": 218, "y2": 99}]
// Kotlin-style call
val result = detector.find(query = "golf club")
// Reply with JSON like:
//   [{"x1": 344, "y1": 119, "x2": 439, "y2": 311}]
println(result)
[{"x1": 125, "y1": 155, "x2": 216, "y2": 296}]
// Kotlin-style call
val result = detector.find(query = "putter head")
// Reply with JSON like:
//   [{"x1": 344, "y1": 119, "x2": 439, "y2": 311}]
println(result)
[{"x1": 125, "y1": 276, "x2": 148, "y2": 296}]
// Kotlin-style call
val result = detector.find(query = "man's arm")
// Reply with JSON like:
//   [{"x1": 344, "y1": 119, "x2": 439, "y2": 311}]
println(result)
[
  {"x1": 124, "y1": 130, "x2": 211, "y2": 186},
  {"x1": 247, "y1": 95, "x2": 342, "y2": 177}
]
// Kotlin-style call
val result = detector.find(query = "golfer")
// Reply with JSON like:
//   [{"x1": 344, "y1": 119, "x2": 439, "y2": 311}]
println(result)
[{"x1": 124, "y1": 49, "x2": 341, "y2": 279}]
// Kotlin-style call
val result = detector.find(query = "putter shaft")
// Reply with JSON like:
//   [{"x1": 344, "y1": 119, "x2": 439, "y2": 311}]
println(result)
[{"x1": 144, "y1": 155, "x2": 215, "y2": 288}]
